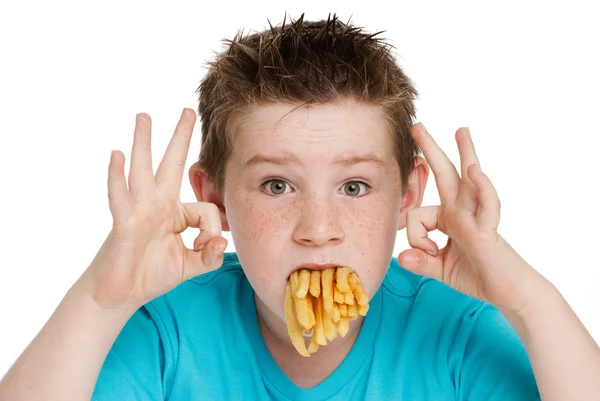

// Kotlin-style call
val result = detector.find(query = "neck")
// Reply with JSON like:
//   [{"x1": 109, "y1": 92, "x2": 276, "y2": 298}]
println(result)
[{"x1": 254, "y1": 293, "x2": 364, "y2": 388}]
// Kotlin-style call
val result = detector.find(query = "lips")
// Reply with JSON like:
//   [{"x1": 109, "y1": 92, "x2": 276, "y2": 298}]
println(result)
[{"x1": 293, "y1": 263, "x2": 340, "y2": 272}]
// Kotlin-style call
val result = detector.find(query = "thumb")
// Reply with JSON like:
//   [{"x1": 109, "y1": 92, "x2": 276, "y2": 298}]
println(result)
[
  {"x1": 398, "y1": 248, "x2": 444, "y2": 282},
  {"x1": 182, "y1": 236, "x2": 228, "y2": 281}
]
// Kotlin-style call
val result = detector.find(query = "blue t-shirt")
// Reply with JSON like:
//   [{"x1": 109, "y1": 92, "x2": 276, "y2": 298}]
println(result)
[{"x1": 92, "y1": 253, "x2": 540, "y2": 400}]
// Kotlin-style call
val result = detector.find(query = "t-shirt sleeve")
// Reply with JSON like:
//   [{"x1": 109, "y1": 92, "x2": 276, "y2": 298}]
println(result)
[
  {"x1": 455, "y1": 302, "x2": 541, "y2": 401},
  {"x1": 91, "y1": 305, "x2": 170, "y2": 401}
]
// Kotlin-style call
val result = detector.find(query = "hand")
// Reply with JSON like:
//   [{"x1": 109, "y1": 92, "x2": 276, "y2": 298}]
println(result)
[
  {"x1": 398, "y1": 123, "x2": 547, "y2": 314},
  {"x1": 81, "y1": 108, "x2": 227, "y2": 310}
]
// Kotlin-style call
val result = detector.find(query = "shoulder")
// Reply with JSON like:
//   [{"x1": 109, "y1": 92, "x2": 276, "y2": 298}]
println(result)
[
  {"x1": 381, "y1": 257, "x2": 491, "y2": 336},
  {"x1": 144, "y1": 251, "x2": 245, "y2": 315},
  {"x1": 139, "y1": 252, "x2": 246, "y2": 343},
  {"x1": 147, "y1": 252, "x2": 245, "y2": 312},
  {"x1": 383, "y1": 256, "x2": 481, "y2": 309}
]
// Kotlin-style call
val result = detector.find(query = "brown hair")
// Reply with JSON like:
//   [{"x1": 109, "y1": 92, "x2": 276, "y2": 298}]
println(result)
[{"x1": 197, "y1": 14, "x2": 420, "y2": 196}]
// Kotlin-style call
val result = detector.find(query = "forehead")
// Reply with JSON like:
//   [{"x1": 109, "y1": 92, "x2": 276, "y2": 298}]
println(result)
[{"x1": 231, "y1": 100, "x2": 395, "y2": 157}]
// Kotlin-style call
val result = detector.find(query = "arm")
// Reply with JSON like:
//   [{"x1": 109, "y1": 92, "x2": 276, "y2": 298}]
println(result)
[
  {"x1": 398, "y1": 123, "x2": 600, "y2": 400},
  {"x1": 0, "y1": 278, "x2": 137, "y2": 401},
  {"x1": 0, "y1": 109, "x2": 225, "y2": 401},
  {"x1": 501, "y1": 277, "x2": 600, "y2": 400}
]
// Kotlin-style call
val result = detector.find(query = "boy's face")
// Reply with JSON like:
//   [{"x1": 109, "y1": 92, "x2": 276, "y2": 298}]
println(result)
[{"x1": 192, "y1": 100, "x2": 428, "y2": 322}]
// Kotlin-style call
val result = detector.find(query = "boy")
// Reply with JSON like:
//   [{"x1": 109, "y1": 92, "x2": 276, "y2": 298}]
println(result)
[{"x1": 1, "y1": 14, "x2": 599, "y2": 400}]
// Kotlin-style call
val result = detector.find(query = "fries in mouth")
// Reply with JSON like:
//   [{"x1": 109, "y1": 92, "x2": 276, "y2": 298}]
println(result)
[{"x1": 284, "y1": 266, "x2": 369, "y2": 357}]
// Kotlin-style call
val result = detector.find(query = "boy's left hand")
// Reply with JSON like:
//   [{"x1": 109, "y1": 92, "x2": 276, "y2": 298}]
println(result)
[{"x1": 398, "y1": 123, "x2": 551, "y2": 315}]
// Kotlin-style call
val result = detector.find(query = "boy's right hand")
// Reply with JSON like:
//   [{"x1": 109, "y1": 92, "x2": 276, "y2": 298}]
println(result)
[{"x1": 82, "y1": 108, "x2": 227, "y2": 310}]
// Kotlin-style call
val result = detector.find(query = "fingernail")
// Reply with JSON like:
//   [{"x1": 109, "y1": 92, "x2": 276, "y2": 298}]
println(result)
[
  {"x1": 402, "y1": 254, "x2": 418, "y2": 266},
  {"x1": 426, "y1": 248, "x2": 438, "y2": 257},
  {"x1": 216, "y1": 243, "x2": 226, "y2": 255}
]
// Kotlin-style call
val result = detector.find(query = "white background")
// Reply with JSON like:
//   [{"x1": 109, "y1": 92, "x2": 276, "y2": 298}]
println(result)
[{"x1": 0, "y1": 0, "x2": 598, "y2": 378}]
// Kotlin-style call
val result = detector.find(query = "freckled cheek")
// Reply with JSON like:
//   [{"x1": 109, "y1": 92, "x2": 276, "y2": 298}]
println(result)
[
  {"x1": 348, "y1": 205, "x2": 396, "y2": 251},
  {"x1": 345, "y1": 204, "x2": 398, "y2": 295},
  {"x1": 239, "y1": 205, "x2": 293, "y2": 243}
]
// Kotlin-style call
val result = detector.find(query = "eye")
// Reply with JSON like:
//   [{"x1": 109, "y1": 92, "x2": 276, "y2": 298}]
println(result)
[
  {"x1": 262, "y1": 179, "x2": 292, "y2": 195},
  {"x1": 341, "y1": 181, "x2": 370, "y2": 197}
]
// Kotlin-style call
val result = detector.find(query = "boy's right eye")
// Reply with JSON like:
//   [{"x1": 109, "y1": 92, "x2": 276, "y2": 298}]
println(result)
[{"x1": 262, "y1": 179, "x2": 292, "y2": 196}]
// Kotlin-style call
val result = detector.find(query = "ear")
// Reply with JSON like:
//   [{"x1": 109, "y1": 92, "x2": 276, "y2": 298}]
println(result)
[
  {"x1": 397, "y1": 156, "x2": 429, "y2": 230},
  {"x1": 188, "y1": 161, "x2": 230, "y2": 231}
]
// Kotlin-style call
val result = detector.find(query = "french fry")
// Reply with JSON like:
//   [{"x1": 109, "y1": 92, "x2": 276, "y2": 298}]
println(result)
[
  {"x1": 348, "y1": 272, "x2": 369, "y2": 305},
  {"x1": 308, "y1": 293, "x2": 316, "y2": 327},
  {"x1": 313, "y1": 295, "x2": 327, "y2": 345},
  {"x1": 321, "y1": 268, "x2": 334, "y2": 314},
  {"x1": 309, "y1": 270, "x2": 321, "y2": 297},
  {"x1": 339, "y1": 303, "x2": 348, "y2": 317},
  {"x1": 347, "y1": 304, "x2": 358, "y2": 318},
  {"x1": 290, "y1": 271, "x2": 299, "y2": 293},
  {"x1": 337, "y1": 317, "x2": 350, "y2": 337},
  {"x1": 284, "y1": 282, "x2": 309, "y2": 357},
  {"x1": 296, "y1": 269, "x2": 311, "y2": 298},
  {"x1": 354, "y1": 286, "x2": 369, "y2": 306},
  {"x1": 358, "y1": 303, "x2": 369, "y2": 316},
  {"x1": 333, "y1": 287, "x2": 345, "y2": 304},
  {"x1": 331, "y1": 302, "x2": 341, "y2": 323},
  {"x1": 322, "y1": 300, "x2": 337, "y2": 341},
  {"x1": 344, "y1": 292, "x2": 354, "y2": 305},
  {"x1": 294, "y1": 293, "x2": 314, "y2": 330},
  {"x1": 336, "y1": 267, "x2": 351, "y2": 293},
  {"x1": 308, "y1": 332, "x2": 320, "y2": 354},
  {"x1": 348, "y1": 272, "x2": 361, "y2": 289}
]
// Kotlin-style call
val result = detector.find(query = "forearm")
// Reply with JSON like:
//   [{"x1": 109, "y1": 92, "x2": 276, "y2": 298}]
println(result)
[
  {"x1": 502, "y1": 279, "x2": 600, "y2": 400},
  {"x1": 0, "y1": 277, "x2": 138, "y2": 401}
]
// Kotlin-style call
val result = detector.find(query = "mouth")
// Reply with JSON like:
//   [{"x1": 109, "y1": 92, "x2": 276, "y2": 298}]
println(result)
[{"x1": 292, "y1": 263, "x2": 340, "y2": 274}]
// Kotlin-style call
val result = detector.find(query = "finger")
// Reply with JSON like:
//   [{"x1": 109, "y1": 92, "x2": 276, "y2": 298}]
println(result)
[
  {"x1": 455, "y1": 127, "x2": 480, "y2": 213},
  {"x1": 155, "y1": 108, "x2": 196, "y2": 195},
  {"x1": 183, "y1": 236, "x2": 227, "y2": 281},
  {"x1": 412, "y1": 123, "x2": 460, "y2": 204},
  {"x1": 398, "y1": 248, "x2": 444, "y2": 282},
  {"x1": 182, "y1": 202, "x2": 223, "y2": 249},
  {"x1": 107, "y1": 150, "x2": 133, "y2": 222},
  {"x1": 128, "y1": 113, "x2": 156, "y2": 200},
  {"x1": 406, "y1": 206, "x2": 441, "y2": 256},
  {"x1": 468, "y1": 164, "x2": 501, "y2": 232}
]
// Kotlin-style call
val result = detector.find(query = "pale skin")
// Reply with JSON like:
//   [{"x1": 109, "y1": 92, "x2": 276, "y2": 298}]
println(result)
[{"x1": 0, "y1": 104, "x2": 599, "y2": 400}]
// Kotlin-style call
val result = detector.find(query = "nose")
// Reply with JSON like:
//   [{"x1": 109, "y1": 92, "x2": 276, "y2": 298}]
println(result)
[{"x1": 292, "y1": 196, "x2": 345, "y2": 247}]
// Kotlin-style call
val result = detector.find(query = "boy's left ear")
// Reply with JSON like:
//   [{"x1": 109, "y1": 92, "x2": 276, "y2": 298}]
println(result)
[
  {"x1": 188, "y1": 161, "x2": 230, "y2": 231},
  {"x1": 397, "y1": 156, "x2": 429, "y2": 230}
]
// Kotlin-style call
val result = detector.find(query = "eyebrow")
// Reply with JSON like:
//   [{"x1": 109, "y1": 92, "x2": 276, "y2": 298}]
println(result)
[
  {"x1": 334, "y1": 154, "x2": 387, "y2": 169},
  {"x1": 243, "y1": 153, "x2": 387, "y2": 169}
]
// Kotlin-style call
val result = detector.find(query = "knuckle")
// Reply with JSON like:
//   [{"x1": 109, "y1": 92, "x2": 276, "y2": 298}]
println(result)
[{"x1": 206, "y1": 202, "x2": 220, "y2": 216}]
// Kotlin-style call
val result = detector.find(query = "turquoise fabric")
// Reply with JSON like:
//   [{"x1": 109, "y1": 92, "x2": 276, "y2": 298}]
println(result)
[{"x1": 92, "y1": 253, "x2": 540, "y2": 400}]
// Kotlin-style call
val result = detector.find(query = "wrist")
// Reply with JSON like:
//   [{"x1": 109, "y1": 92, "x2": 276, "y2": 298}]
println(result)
[
  {"x1": 74, "y1": 273, "x2": 141, "y2": 319},
  {"x1": 499, "y1": 276, "x2": 563, "y2": 330}
]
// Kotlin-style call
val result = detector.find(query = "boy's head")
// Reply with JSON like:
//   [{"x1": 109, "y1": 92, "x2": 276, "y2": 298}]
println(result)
[{"x1": 189, "y1": 14, "x2": 429, "y2": 324}]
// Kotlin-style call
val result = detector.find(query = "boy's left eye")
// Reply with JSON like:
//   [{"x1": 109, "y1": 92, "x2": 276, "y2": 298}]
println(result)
[{"x1": 340, "y1": 181, "x2": 369, "y2": 197}]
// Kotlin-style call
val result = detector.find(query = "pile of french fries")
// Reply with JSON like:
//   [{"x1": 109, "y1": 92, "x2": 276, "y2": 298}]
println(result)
[{"x1": 284, "y1": 266, "x2": 369, "y2": 357}]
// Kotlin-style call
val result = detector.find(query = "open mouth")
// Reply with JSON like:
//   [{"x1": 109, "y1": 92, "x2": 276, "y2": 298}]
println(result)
[
  {"x1": 284, "y1": 265, "x2": 370, "y2": 357},
  {"x1": 290, "y1": 263, "x2": 340, "y2": 275}
]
